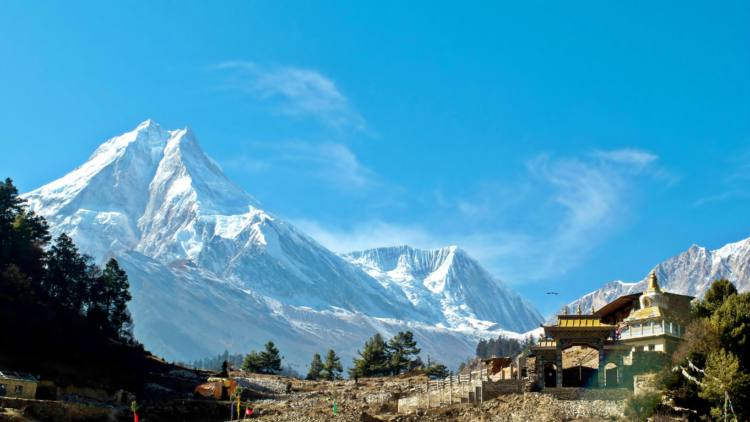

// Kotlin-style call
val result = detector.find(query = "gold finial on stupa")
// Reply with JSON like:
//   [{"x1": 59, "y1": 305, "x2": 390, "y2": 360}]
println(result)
[
  {"x1": 576, "y1": 304, "x2": 582, "y2": 315},
  {"x1": 591, "y1": 304, "x2": 595, "y2": 314},
  {"x1": 646, "y1": 270, "x2": 661, "y2": 293},
  {"x1": 563, "y1": 306, "x2": 568, "y2": 316}
]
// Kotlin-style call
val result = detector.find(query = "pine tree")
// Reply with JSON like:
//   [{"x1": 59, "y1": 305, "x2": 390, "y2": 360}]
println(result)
[
  {"x1": 386, "y1": 331, "x2": 421, "y2": 374},
  {"x1": 102, "y1": 258, "x2": 132, "y2": 340},
  {"x1": 487, "y1": 338, "x2": 496, "y2": 358},
  {"x1": 46, "y1": 233, "x2": 87, "y2": 308},
  {"x1": 307, "y1": 353, "x2": 324, "y2": 380},
  {"x1": 457, "y1": 362, "x2": 466, "y2": 373},
  {"x1": 348, "y1": 333, "x2": 389, "y2": 378},
  {"x1": 259, "y1": 341, "x2": 282, "y2": 374},
  {"x1": 322, "y1": 349, "x2": 343, "y2": 381},
  {"x1": 428, "y1": 363, "x2": 449, "y2": 379},
  {"x1": 243, "y1": 351, "x2": 261, "y2": 373},
  {"x1": 476, "y1": 339, "x2": 488, "y2": 359},
  {"x1": 0, "y1": 178, "x2": 28, "y2": 271}
]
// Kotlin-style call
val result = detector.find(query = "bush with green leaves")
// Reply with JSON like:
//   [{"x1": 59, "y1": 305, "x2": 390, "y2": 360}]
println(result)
[{"x1": 623, "y1": 391, "x2": 662, "y2": 422}]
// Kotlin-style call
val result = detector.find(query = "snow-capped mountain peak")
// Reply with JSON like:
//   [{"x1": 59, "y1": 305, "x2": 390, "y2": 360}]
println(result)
[
  {"x1": 22, "y1": 121, "x2": 545, "y2": 368},
  {"x1": 546, "y1": 235, "x2": 750, "y2": 324},
  {"x1": 341, "y1": 244, "x2": 543, "y2": 333}
]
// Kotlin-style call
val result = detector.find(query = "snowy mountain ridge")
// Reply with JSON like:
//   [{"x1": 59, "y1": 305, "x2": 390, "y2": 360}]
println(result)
[
  {"x1": 22, "y1": 120, "x2": 543, "y2": 367},
  {"x1": 341, "y1": 245, "x2": 543, "y2": 333},
  {"x1": 546, "y1": 237, "x2": 750, "y2": 325}
]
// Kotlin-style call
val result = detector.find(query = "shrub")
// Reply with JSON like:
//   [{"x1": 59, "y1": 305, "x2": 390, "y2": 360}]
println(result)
[{"x1": 624, "y1": 391, "x2": 662, "y2": 422}]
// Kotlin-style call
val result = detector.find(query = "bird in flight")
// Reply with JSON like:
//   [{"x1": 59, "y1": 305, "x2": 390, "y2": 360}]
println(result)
[{"x1": 547, "y1": 292, "x2": 558, "y2": 295}]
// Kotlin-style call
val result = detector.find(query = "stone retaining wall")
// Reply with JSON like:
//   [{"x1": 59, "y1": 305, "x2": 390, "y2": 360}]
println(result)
[
  {"x1": 541, "y1": 387, "x2": 631, "y2": 401},
  {"x1": 484, "y1": 380, "x2": 524, "y2": 397}
]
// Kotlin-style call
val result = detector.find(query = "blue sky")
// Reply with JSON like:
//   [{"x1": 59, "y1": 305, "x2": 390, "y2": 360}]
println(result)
[{"x1": 1, "y1": 1, "x2": 749, "y2": 317}]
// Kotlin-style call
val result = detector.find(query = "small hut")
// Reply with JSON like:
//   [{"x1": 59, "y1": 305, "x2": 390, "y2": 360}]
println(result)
[{"x1": 0, "y1": 371, "x2": 39, "y2": 399}]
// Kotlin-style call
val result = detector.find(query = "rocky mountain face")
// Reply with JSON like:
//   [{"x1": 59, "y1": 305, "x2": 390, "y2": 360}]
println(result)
[
  {"x1": 546, "y1": 237, "x2": 750, "y2": 325},
  {"x1": 341, "y1": 245, "x2": 543, "y2": 333},
  {"x1": 22, "y1": 121, "x2": 543, "y2": 368}
]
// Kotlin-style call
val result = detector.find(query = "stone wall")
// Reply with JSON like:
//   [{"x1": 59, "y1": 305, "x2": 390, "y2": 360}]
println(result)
[
  {"x1": 0, "y1": 380, "x2": 37, "y2": 399},
  {"x1": 483, "y1": 380, "x2": 524, "y2": 398},
  {"x1": 541, "y1": 387, "x2": 631, "y2": 401},
  {"x1": 397, "y1": 379, "x2": 528, "y2": 413}
]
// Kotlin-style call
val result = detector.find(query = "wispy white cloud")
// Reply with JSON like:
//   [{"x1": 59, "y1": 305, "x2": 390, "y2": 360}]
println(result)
[
  {"x1": 693, "y1": 192, "x2": 734, "y2": 206},
  {"x1": 221, "y1": 156, "x2": 272, "y2": 173},
  {"x1": 225, "y1": 141, "x2": 382, "y2": 191},
  {"x1": 591, "y1": 149, "x2": 657, "y2": 167},
  {"x1": 274, "y1": 141, "x2": 377, "y2": 189},
  {"x1": 294, "y1": 148, "x2": 667, "y2": 284},
  {"x1": 216, "y1": 61, "x2": 366, "y2": 131}
]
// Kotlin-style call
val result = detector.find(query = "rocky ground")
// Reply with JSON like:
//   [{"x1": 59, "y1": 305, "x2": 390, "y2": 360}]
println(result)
[
  {"x1": 0, "y1": 373, "x2": 631, "y2": 422},
  {"x1": 225, "y1": 374, "x2": 628, "y2": 422}
]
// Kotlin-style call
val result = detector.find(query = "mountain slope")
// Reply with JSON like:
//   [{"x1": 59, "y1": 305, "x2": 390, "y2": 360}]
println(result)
[
  {"x1": 21, "y1": 120, "x2": 543, "y2": 368},
  {"x1": 546, "y1": 237, "x2": 750, "y2": 324},
  {"x1": 341, "y1": 245, "x2": 543, "y2": 333},
  {"x1": 24, "y1": 121, "x2": 410, "y2": 319}
]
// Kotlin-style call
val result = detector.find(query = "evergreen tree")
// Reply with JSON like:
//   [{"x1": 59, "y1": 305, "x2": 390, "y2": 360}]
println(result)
[
  {"x1": 46, "y1": 233, "x2": 87, "y2": 308},
  {"x1": 242, "y1": 351, "x2": 261, "y2": 373},
  {"x1": 220, "y1": 360, "x2": 229, "y2": 377},
  {"x1": 693, "y1": 278, "x2": 738, "y2": 319},
  {"x1": 348, "y1": 333, "x2": 389, "y2": 378},
  {"x1": 322, "y1": 349, "x2": 343, "y2": 381},
  {"x1": 307, "y1": 353, "x2": 324, "y2": 380},
  {"x1": 487, "y1": 338, "x2": 496, "y2": 358},
  {"x1": 428, "y1": 363, "x2": 449, "y2": 379},
  {"x1": 475, "y1": 339, "x2": 488, "y2": 359},
  {"x1": 457, "y1": 362, "x2": 466, "y2": 373},
  {"x1": 102, "y1": 258, "x2": 132, "y2": 340},
  {"x1": 386, "y1": 331, "x2": 421, "y2": 374},
  {"x1": 0, "y1": 178, "x2": 28, "y2": 271},
  {"x1": 258, "y1": 341, "x2": 282, "y2": 374}
]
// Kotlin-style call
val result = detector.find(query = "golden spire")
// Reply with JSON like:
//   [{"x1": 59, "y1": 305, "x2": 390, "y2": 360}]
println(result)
[
  {"x1": 646, "y1": 270, "x2": 661, "y2": 293},
  {"x1": 591, "y1": 304, "x2": 595, "y2": 314},
  {"x1": 563, "y1": 306, "x2": 568, "y2": 316},
  {"x1": 576, "y1": 304, "x2": 582, "y2": 315}
]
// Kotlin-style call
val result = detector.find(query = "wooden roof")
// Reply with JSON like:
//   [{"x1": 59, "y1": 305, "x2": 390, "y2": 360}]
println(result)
[{"x1": 593, "y1": 293, "x2": 641, "y2": 319}]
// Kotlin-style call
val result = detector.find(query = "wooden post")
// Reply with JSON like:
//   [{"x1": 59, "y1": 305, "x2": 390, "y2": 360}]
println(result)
[
  {"x1": 426, "y1": 381, "x2": 430, "y2": 409},
  {"x1": 449, "y1": 376, "x2": 453, "y2": 405}
]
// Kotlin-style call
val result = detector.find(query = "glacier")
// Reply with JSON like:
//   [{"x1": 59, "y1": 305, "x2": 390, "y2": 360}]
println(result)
[{"x1": 22, "y1": 120, "x2": 544, "y2": 370}]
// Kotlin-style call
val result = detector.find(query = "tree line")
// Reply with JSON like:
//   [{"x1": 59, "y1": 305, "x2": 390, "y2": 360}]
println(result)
[
  {"x1": 200, "y1": 330, "x2": 451, "y2": 381},
  {"x1": 475, "y1": 334, "x2": 532, "y2": 360},
  {"x1": 1, "y1": 178, "x2": 134, "y2": 342},
  {"x1": 0, "y1": 177, "x2": 142, "y2": 390}
]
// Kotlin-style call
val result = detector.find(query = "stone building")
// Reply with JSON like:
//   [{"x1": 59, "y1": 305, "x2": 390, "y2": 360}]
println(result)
[
  {"x1": 529, "y1": 271, "x2": 693, "y2": 390},
  {"x1": 0, "y1": 371, "x2": 39, "y2": 399}
]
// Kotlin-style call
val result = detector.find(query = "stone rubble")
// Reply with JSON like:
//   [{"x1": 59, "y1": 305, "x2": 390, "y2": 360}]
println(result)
[{"x1": 221, "y1": 376, "x2": 626, "y2": 422}]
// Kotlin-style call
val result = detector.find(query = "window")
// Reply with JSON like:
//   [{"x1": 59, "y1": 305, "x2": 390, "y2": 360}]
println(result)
[
  {"x1": 648, "y1": 344, "x2": 655, "y2": 351},
  {"x1": 635, "y1": 346, "x2": 644, "y2": 352},
  {"x1": 14, "y1": 385, "x2": 23, "y2": 394}
]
